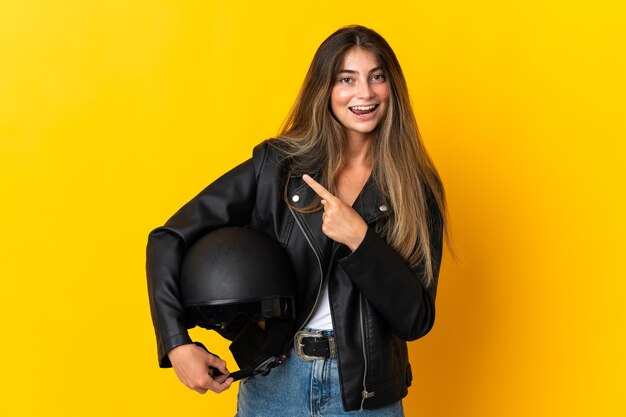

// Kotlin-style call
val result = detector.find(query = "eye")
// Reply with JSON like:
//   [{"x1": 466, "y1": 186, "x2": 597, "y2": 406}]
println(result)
[
  {"x1": 338, "y1": 77, "x2": 353, "y2": 84},
  {"x1": 371, "y1": 74, "x2": 386, "y2": 82}
]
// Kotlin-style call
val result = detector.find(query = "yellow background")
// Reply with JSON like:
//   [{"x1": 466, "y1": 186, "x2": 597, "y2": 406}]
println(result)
[{"x1": 1, "y1": 1, "x2": 625, "y2": 416}]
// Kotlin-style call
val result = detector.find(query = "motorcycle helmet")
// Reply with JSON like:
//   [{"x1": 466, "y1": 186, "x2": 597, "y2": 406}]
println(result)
[{"x1": 179, "y1": 227, "x2": 296, "y2": 379}]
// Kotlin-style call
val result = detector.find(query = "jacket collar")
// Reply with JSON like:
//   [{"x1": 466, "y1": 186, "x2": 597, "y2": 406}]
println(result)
[
  {"x1": 287, "y1": 173, "x2": 391, "y2": 225},
  {"x1": 354, "y1": 176, "x2": 391, "y2": 224}
]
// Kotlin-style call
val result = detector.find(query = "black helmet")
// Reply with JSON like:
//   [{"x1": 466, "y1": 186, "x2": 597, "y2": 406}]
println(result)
[{"x1": 179, "y1": 227, "x2": 296, "y2": 379}]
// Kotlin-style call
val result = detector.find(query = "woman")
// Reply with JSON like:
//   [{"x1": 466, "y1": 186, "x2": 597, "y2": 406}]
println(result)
[{"x1": 147, "y1": 25, "x2": 446, "y2": 416}]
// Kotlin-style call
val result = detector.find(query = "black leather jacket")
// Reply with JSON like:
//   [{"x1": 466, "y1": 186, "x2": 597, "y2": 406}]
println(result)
[{"x1": 146, "y1": 139, "x2": 443, "y2": 411}]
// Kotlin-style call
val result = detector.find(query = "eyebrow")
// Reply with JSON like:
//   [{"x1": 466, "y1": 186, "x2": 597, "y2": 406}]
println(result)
[{"x1": 336, "y1": 66, "x2": 383, "y2": 75}]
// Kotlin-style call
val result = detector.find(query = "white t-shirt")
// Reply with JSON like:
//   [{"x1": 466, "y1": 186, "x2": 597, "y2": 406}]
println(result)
[{"x1": 304, "y1": 281, "x2": 333, "y2": 330}]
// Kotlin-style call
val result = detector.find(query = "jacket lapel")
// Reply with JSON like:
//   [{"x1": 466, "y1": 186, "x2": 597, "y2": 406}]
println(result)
[
  {"x1": 286, "y1": 174, "x2": 326, "y2": 260},
  {"x1": 287, "y1": 174, "x2": 391, "y2": 237},
  {"x1": 351, "y1": 176, "x2": 391, "y2": 225}
]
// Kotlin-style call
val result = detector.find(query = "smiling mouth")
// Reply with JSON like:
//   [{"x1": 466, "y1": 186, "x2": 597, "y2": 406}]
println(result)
[{"x1": 349, "y1": 104, "x2": 378, "y2": 115}]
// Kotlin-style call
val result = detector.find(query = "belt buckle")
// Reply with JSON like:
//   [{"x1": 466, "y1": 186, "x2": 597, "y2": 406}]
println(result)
[{"x1": 294, "y1": 331, "x2": 335, "y2": 361}]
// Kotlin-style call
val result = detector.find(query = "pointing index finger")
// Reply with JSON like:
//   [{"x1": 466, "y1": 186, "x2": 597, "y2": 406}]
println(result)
[{"x1": 302, "y1": 174, "x2": 334, "y2": 200}]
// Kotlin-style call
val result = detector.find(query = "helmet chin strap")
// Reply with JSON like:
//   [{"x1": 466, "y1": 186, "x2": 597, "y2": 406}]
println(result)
[
  {"x1": 193, "y1": 341, "x2": 284, "y2": 381},
  {"x1": 232, "y1": 355, "x2": 285, "y2": 381}
]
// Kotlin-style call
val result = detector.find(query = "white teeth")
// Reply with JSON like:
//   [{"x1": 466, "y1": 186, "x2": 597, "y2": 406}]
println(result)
[{"x1": 350, "y1": 105, "x2": 377, "y2": 111}]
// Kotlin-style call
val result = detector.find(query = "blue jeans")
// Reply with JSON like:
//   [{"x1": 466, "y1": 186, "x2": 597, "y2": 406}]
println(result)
[{"x1": 235, "y1": 329, "x2": 404, "y2": 417}]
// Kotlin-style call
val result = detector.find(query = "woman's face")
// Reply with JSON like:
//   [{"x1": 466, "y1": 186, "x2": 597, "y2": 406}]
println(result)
[{"x1": 330, "y1": 47, "x2": 390, "y2": 141}]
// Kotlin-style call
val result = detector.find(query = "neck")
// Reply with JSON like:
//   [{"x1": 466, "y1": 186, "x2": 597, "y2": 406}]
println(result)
[{"x1": 343, "y1": 132, "x2": 373, "y2": 167}]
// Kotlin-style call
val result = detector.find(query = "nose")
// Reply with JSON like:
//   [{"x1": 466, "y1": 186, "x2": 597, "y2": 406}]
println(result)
[{"x1": 356, "y1": 79, "x2": 374, "y2": 100}]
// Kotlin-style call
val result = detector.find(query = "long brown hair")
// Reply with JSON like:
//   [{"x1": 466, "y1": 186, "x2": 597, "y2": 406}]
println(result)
[{"x1": 275, "y1": 25, "x2": 447, "y2": 287}]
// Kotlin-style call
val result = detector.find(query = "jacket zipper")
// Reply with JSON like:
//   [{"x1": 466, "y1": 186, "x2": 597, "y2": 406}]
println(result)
[
  {"x1": 290, "y1": 205, "x2": 375, "y2": 409},
  {"x1": 359, "y1": 294, "x2": 375, "y2": 410},
  {"x1": 288, "y1": 206, "x2": 325, "y2": 333}
]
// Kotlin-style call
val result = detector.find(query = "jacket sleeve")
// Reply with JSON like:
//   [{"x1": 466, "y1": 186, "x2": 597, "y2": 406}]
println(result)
[
  {"x1": 336, "y1": 190, "x2": 444, "y2": 341},
  {"x1": 146, "y1": 142, "x2": 269, "y2": 367}
]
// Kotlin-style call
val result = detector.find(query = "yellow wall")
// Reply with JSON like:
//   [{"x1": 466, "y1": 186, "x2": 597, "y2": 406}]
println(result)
[{"x1": 1, "y1": 1, "x2": 624, "y2": 416}]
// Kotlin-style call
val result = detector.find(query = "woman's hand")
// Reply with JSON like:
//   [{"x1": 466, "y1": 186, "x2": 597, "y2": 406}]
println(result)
[
  {"x1": 302, "y1": 174, "x2": 367, "y2": 252},
  {"x1": 167, "y1": 343, "x2": 234, "y2": 394}
]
